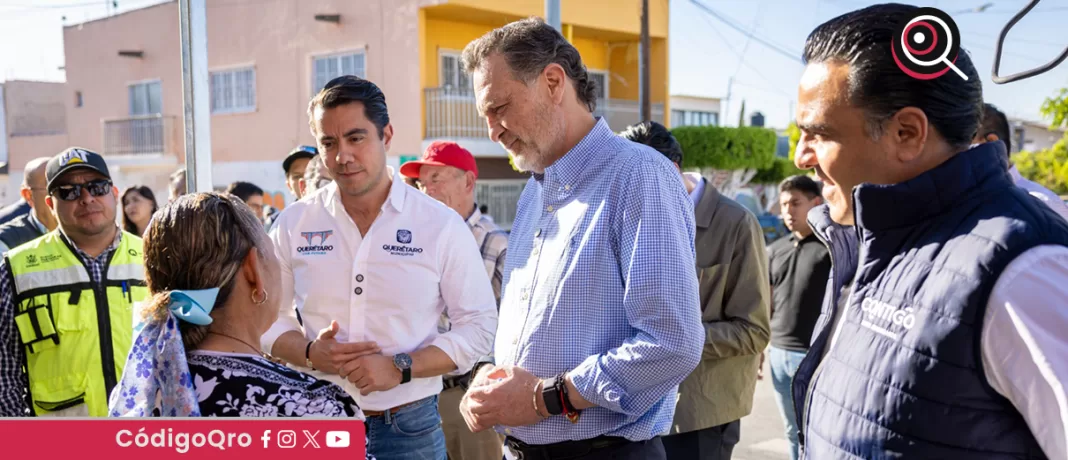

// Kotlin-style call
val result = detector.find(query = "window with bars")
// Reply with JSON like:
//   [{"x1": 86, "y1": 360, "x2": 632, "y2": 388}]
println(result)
[
  {"x1": 474, "y1": 180, "x2": 528, "y2": 231},
  {"x1": 312, "y1": 52, "x2": 366, "y2": 95},
  {"x1": 672, "y1": 110, "x2": 719, "y2": 127},
  {"x1": 128, "y1": 81, "x2": 161, "y2": 116},
  {"x1": 588, "y1": 70, "x2": 608, "y2": 100},
  {"x1": 210, "y1": 67, "x2": 256, "y2": 114},
  {"x1": 439, "y1": 53, "x2": 471, "y2": 94}
]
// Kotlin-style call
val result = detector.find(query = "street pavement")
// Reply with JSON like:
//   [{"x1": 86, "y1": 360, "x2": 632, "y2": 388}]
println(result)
[{"x1": 734, "y1": 358, "x2": 792, "y2": 460}]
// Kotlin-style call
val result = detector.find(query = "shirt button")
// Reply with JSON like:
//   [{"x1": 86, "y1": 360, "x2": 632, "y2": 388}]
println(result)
[
  {"x1": 546, "y1": 205, "x2": 554, "y2": 212},
  {"x1": 511, "y1": 338, "x2": 518, "y2": 345},
  {"x1": 531, "y1": 246, "x2": 540, "y2": 257},
  {"x1": 505, "y1": 428, "x2": 513, "y2": 435},
  {"x1": 534, "y1": 228, "x2": 542, "y2": 237},
  {"x1": 564, "y1": 185, "x2": 571, "y2": 191},
  {"x1": 354, "y1": 287, "x2": 363, "y2": 295},
  {"x1": 356, "y1": 274, "x2": 364, "y2": 282}
]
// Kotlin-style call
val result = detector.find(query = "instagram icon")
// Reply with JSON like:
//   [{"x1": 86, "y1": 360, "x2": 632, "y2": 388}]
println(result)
[{"x1": 277, "y1": 430, "x2": 297, "y2": 449}]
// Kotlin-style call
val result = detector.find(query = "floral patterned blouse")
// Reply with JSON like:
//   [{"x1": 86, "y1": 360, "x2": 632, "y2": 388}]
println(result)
[{"x1": 187, "y1": 350, "x2": 360, "y2": 417}]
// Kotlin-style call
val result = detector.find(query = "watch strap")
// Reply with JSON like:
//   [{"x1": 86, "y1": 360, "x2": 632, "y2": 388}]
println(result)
[
  {"x1": 304, "y1": 340, "x2": 315, "y2": 370},
  {"x1": 400, "y1": 367, "x2": 412, "y2": 384},
  {"x1": 540, "y1": 377, "x2": 564, "y2": 416}
]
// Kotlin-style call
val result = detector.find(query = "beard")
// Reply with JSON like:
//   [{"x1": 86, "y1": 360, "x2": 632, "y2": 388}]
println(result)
[{"x1": 508, "y1": 102, "x2": 564, "y2": 173}]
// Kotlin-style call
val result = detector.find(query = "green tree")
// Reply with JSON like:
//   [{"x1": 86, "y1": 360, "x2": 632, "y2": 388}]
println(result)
[
  {"x1": 1040, "y1": 87, "x2": 1068, "y2": 129},
  {"x1": 1017, "y1": 87, "x2": 1068, "y2": 196}
]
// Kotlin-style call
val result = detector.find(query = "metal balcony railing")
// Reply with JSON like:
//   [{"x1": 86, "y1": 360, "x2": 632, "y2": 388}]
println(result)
[
  {"x1": 425, "y1": 87, "x2": 665, "y2": 140},
  {"x1": 102, "y1": 115, "x2": 177, "y2": 156}
]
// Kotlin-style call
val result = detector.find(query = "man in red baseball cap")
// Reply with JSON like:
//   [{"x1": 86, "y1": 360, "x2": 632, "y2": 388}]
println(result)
[{"x1": 400, "y1": 140, "x2": 508, "y2": 460}]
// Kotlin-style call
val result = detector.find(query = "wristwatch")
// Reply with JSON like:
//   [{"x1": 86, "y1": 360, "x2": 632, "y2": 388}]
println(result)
[
  {"x1": 540, "y1": 377, "x2": 564, "y2": 416},
  {"x1": 393, "y1": 353, "x2": 413, "y2": 384}
]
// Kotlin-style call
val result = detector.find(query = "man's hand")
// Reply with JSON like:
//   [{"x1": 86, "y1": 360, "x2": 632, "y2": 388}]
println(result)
[
  {"x1": 308, "y1": 320, "x2": 380, "y2": 374},
  {"x1": 340, "y1": 354, "x2": 402, "y2": 396},
  {"x1": 460, "y1": 365, "x2": 543, "y2": 432}
]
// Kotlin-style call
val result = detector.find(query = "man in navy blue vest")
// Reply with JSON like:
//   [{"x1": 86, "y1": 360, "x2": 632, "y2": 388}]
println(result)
[{"x1": 791, "y1": 4, "x2": 1068, "y2": 459}]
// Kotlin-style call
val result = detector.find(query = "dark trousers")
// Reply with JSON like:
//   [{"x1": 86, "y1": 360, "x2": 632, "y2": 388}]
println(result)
[
  {"x1": 661, "y1": 420, "x2": 741, "y2": 460},
  {"x1": 505, "y1": 436, "x2": 665, "y2": 460}
]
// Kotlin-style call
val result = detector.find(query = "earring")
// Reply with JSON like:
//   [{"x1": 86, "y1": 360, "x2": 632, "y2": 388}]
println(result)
[{"x1": 251, "y1": 288, "x2": 269, "y2": 305}]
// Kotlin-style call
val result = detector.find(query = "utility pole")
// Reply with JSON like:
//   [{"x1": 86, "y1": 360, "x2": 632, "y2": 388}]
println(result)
[
  {"x1": 724, "y1": 77, "x2": 733, "y2": 127},
  {"x1": 546, "y1": 0, "x2": 561, "y2": 31},
  {"x1": 639, "y1": 0, "x2": 651, "y2": 122},
  {"x1": 179, "y1": 0, "x2": 212, "y2": 192}
]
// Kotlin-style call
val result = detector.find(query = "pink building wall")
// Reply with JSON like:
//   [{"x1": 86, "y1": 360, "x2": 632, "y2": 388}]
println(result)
[{"x1": 63, "y1": 0, "x2": 432, "y2": 202}]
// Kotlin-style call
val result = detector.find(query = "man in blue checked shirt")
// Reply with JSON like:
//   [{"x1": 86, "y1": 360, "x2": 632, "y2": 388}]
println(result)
[{"x1": 458, "y1": 18, "x2": 703, "y2": 460}]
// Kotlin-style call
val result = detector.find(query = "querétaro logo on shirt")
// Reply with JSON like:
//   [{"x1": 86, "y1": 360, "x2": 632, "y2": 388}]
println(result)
[
  {"x1": 383, "y1": 229, "x2": 422, "y2": 257},
  {"x1": 298, "y1": 230, "x2": 334, "y2": 255}
]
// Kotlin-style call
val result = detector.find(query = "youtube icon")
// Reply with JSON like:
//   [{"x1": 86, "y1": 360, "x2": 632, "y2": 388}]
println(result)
[{"x1": 326, "y1": 431, "x2": 350, "y2": 448}]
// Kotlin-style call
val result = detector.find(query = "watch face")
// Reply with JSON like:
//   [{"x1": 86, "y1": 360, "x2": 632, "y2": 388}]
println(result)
[{"x1": 394, "y1": 353, "x2": 413, "y2": 369}]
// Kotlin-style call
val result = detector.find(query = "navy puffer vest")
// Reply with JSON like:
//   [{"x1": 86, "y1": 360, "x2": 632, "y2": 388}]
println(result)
[{"x1": 793, "y1": 142, "x2": 1068, "y2": 459}]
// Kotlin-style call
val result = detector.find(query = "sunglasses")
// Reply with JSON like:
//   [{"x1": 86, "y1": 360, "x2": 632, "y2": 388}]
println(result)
[{"x1": 50, "y1": 179, "x2": 113, "y2": 201}]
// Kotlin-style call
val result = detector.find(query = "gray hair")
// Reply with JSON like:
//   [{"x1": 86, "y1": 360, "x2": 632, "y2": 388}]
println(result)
[{"x1": 462, "y1": 17, "x2": 597, "y2": 112}]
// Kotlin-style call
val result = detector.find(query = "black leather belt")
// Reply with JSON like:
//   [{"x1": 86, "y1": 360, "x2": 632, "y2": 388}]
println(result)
[
  {"x1": 442, "y1": 372, "x2": 471, "y2": 390},
  {"x1": 504, "y1": 435, "x2": 631, "y2": 460}
]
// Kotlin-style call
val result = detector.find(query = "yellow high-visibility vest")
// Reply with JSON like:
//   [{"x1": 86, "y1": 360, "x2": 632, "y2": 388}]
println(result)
[{"x1": 7, "y1": 230, "x2": 147, "y2": 416}]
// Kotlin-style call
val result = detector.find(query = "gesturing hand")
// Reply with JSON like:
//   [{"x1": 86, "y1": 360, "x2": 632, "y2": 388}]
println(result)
[
  {"x1": 308, "y1": 320, "x2": 380, "y2": 374},
  {"x1": 460, "y1": 365, "x2": 543, "y2": 432},
  {"x1": 339, "y1": 354, "x2": 403, "y2": 396}
]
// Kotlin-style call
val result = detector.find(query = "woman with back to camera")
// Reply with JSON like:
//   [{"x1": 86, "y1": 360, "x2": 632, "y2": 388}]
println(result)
[
  {"x1": 121, "y1": 185, "x2": 158, "y2": 236},
  {"x1": 109, "y1": 193, "x2": 379, "y2": 454}
]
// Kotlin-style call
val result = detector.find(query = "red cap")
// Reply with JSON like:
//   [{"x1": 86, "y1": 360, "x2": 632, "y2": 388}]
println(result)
[{"x1": 400, "y1": 141, "x2": 478, "y2": 179}]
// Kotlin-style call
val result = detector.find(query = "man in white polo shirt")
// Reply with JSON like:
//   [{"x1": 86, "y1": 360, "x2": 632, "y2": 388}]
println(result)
[{"x1": 262, "y1": 75, "x2": 498, "y2": 460}]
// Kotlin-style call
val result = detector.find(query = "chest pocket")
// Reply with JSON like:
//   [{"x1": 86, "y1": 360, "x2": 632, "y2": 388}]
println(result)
[{"x1": 15, "y1": 289, "x2": 97, "y2": 354}]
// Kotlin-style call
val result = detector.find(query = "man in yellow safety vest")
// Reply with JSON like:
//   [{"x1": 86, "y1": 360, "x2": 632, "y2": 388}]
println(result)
[{"x1": 0, "y1": 148, "x2": 147, "y2": 416}]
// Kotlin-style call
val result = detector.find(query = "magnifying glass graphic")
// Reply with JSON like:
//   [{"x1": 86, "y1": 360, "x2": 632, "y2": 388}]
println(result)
[{"x1": 891, "y1": 8, "x2": 968, "y2": 81}]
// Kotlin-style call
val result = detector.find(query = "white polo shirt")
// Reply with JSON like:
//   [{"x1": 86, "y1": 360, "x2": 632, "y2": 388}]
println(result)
[{"x1": 261, "y1": 168, "x2": 498, "y2": 411}]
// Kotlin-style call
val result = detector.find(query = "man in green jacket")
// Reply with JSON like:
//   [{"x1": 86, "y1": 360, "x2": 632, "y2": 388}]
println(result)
[{"x1": 622, "y1": 122, "x2": 771, "y2": 459}]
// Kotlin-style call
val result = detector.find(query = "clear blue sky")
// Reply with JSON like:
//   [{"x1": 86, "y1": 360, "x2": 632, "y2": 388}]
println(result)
[
  {"x1": 2, "y1": 0, "x2": 1066, "y2": 131},
  {"x1": 672, "y1": 0, "x2": 1068, "y2": 129}
]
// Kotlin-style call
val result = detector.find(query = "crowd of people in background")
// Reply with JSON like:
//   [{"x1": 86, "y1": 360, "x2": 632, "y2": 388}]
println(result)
[{"x1": 0, "y1": 4, "x2": 1066, "y2": 460}]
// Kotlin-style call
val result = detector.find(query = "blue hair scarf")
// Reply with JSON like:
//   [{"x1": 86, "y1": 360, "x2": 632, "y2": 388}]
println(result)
[{"x1": 108, "y1": 289, "x2": 219, "y2": 417}]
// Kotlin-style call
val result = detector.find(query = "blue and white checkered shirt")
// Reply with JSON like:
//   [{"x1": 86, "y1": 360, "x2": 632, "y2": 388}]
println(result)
[{"x1": 494, "y1": 118, "x2": 703, "y2": 444}]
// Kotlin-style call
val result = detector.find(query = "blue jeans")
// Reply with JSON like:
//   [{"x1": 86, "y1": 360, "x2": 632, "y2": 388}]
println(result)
[
  {"x1": 769, "y1": 347, "x2": 807, "y2": 460},
  {"x1": 366, "y1": 395, "x2": 447, "y2": 460}
]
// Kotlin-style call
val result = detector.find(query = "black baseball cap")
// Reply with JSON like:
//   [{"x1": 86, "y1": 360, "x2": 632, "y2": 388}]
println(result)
[
  {"x1": 46, "y1": 147, "x2": 112, "y2": 191},
  {"x1": 283, "y1": 145, "x2": 317, "y2": 174}
]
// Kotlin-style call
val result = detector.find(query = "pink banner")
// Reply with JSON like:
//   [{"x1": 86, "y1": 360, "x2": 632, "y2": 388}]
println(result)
[{"x1": 1, "y1": 419, "x2": 366, "y2": 459}]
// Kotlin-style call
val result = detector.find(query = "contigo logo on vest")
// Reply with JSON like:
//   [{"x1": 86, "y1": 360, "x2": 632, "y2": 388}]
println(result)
[
  {"x1": 383, "y1": 229, "x2": 422, "y2": 257},
  {"x1": 859, "y1": 297, "x2": 917, "y2": 340},
  {"x1": 297, "y1": 230, "x2": 334, "y2": 255}
]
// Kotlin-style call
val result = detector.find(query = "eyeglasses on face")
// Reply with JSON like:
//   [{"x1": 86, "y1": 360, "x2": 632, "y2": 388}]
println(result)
[{"x1": 49, "y1": 179, "x2": 112, "y2": 201}]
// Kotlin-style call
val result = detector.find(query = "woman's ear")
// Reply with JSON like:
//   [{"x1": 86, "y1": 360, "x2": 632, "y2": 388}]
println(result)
[{"x1": 240, "y1": 249, "x2": 264, "y2": 294}]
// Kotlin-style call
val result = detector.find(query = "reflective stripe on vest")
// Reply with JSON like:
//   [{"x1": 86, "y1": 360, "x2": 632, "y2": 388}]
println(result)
[
  {"x1": 7, "y1": 230, "x2": 147, "y2": 417},
  {"x1": 13, "y1": 265, "x2": 90, "y2": 293}
]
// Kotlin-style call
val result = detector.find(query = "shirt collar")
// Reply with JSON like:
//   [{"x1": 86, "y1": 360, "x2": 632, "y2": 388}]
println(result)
[
  {"x1": 327, "y1": 166, "x2": 407, "y2": 213},
  {"x1": 60, "y1": 226, "x2": 122, "y2": 258},
  {"x1": 684, "y1": 172, "x2": 705, "y2": 208},
  {"x1": 1008, "y1": 164, "x2": 1023, "y2": 183},
  {"x1": 28, "y1": 211, "x2": 46, "y2": 234},
  {"x1": 466, "y1": 204, "x2": 483, "y2": 228},
  {"x1": 536, "y1": 117, "x2": 614, "y2": 194}
]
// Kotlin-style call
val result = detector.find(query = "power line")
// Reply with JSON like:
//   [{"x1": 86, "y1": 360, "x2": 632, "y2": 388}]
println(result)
[
  {"x1": 688, "y1": 0, "x2": 803, "y2": 64},
  {"x1": 680, "y1": 25, "x2": 793, "y2": 100}
]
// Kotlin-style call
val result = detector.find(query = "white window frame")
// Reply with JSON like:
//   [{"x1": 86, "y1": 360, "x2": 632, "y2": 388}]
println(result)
[
  {"x1": 311, "y1": 49, "x2": 367, "y2": 96},
  {"x1": 587, "y1": 69, "x2": 609, "y2": 101},
  {"x1": 438, "y1": 50, "x2": 471, "y2": 91},
  {"x1": 127, "y1": 79, "x2": 162, "y2": 116},
  {"x1": 209, "y1": 65, "x2": 257, "y2": 115}
]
